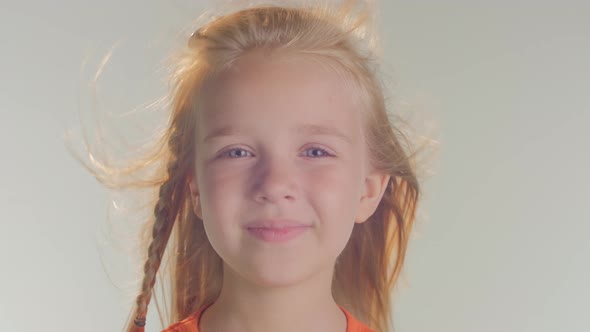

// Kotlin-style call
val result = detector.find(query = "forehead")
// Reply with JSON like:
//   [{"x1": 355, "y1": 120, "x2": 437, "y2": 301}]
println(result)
[{"x1": 197, "y1": 51, "x2": 365, "y2": 143}]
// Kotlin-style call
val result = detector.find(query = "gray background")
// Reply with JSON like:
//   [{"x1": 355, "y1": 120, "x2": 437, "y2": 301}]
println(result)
[{"x1": 1, "y1": 1, "x2": 588, "y2": 331}]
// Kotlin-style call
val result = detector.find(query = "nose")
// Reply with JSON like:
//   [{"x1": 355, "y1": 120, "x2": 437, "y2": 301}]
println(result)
[{"x1": 253, "y1": 155, "x2": 297, "y2": 204}]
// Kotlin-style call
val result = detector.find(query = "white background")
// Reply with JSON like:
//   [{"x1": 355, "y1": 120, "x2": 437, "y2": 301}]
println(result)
[{"x1": 1, "y1": 1, "x2": 588, "y2": 331}]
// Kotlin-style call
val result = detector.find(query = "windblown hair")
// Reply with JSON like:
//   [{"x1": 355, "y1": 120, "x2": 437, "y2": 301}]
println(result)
[{"x1": 73, "y1": 1, "x2": 422, "y2": 331}]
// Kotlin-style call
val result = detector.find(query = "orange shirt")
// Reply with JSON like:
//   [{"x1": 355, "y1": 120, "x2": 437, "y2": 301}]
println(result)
[{"x1": 160, "y1": 303, "x2": 374, "y2": 332}]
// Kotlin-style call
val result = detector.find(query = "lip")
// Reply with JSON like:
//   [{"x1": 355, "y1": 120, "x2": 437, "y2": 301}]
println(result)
[
  {"x1": 244, "y1": 218, "x2": 311, "y2": 229},
  {"x1": 244, "y1": 218, "x2": 311, "y2": 243},
  {"x1": 245, "y1": 225, "x2": 310, "y2": 243}
]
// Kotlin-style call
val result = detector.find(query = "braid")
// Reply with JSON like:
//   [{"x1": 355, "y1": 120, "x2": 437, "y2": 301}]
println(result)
[{"x1": 130, "y1": 130, "x2": 185, "y2": 331}]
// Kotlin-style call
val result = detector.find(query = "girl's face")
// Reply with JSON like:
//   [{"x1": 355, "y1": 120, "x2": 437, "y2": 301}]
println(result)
[{"x1": 190, "y1": 50, "x2": 383, "y2": 288}]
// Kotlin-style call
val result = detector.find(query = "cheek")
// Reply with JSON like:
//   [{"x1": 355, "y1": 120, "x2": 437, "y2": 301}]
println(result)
[
  {"x1": 307, "y1": 164, "x2": 361, "y2": 203},
  {"x1": 197, "y1": 177, "x2": 244, "y2": 257},
  {"x1": 309, "y1": 177, "x2": 358, "y2": 261},
  {"x1": 306, "y1": 166, "x2": 362, "y2": 244},
  {"x1": 196, "y1": 167, "x2": 246, "y2": 237},
  {"x1": 199, "y1": 164, "x2": 246, "y2": 201}
]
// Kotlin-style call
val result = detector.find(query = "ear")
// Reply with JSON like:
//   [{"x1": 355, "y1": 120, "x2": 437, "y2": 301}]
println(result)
[
  {"x1": 188, "y1": 173, "x2": 203, "y2": 219},
  {"x1": 355, "y1": 171, "x2": 391, "y2": 224}
]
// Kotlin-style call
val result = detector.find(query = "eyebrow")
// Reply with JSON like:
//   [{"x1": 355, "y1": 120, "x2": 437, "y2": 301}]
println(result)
[{"x1": 202, "y1": 123, "x2": 353, "y2": 144}]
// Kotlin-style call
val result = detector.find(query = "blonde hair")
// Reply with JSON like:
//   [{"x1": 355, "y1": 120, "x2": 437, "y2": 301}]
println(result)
[{"x1": 72, "y1": 1, "x2": 423, "y2": 331}]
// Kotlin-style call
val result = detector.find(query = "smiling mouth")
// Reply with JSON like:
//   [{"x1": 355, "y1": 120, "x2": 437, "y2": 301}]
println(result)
[{"x1": 245, "y1": 225, "x2": 310, "y2": 243}]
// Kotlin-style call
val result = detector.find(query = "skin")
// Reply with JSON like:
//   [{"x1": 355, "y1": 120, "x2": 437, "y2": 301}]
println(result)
[{"x1": 187, "y1": 49, "x2": 390, "y2": 332}]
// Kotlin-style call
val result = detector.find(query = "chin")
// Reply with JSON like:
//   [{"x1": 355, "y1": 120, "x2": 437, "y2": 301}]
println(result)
[{"x1": 235, "y1": 258, "x2": 317, "y2": 289}]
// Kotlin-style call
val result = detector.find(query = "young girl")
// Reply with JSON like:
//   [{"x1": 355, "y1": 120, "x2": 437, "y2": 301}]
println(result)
[{"x1": 79, "y1": 1, "x2": 421, "y2": 331}]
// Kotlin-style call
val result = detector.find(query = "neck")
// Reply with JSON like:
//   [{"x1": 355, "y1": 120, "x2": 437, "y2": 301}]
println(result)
[{"x1": 199, "y1": 262, "x2": 347, "y2": 332}]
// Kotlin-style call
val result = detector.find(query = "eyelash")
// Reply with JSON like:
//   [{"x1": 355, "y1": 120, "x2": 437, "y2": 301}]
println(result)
[{"x1": 218, "y1": 146, "x2": 333, "y2": 159}]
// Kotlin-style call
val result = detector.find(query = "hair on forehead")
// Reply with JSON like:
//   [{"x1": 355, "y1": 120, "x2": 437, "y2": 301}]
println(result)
[
  {"x1": 183, "y1": 1, "x2": 381, "y2": 133},
  {"x1": 195, "y1": 49, "x2": 369, "y2": 121}
]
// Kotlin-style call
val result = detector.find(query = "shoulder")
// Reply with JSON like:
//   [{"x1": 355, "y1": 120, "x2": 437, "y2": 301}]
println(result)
[
  {"x1": 161, "y1": 314, "x2": 198, "y2": 332},
  {"x1": 161, "y1": 304, "x2": 210, "y2": 332},
  {"x1": 163, "y1": 303, "x2": 374, "y2": 332},
  {"x1": 338, "y1": 305, "x2": 376, "y2": 332}
]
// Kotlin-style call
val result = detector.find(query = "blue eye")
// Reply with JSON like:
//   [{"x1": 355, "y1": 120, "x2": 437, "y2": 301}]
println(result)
[
  {"x1": 224, "y1": 148, "x2": 251, "y2": 158},
  {"x1": 220, "y1": 146, "x2": 332, "y2": 159},
  {"x1": 303, "y1": 147, "x2": 332, "y2": 158}
]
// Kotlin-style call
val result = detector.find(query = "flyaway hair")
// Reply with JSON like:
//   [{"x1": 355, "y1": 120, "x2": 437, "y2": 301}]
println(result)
[{"x1": 68, "y1": 1, "x2": 425, "y2": 331}]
